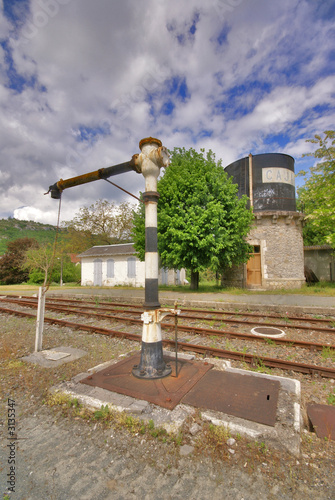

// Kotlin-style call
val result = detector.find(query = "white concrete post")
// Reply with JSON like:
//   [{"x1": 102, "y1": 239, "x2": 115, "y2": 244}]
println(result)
[{"x1": 35, "y1": 286, "x2": 46, "y2": 352}]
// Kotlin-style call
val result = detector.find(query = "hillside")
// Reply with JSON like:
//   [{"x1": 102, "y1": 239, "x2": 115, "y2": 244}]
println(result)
[{"x1": 0, "y1": 218, "x2": 61, "y2": 254}]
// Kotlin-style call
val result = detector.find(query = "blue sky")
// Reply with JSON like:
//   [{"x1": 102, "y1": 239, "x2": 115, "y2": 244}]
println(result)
[{"x1": 0, "y1": 0, "x2": 334, "y2": 224}]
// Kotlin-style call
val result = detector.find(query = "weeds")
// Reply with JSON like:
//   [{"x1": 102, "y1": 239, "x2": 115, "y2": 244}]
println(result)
[
  {"x1": 252, "y1": 357, "x2": 272, "y2": 374},
  {"x1": 321, "y1": 346, "x2": 335, "y2": 361},
  {"x1": 46, "y1": 392, "x2": 81, "y2": 409},
  {"x1": 195, "y1": 422, "x2": 230, "y2": 459},
  {"x1": 45, "y1": 393, "x2": 179, "y2": 443},
  {"x1": 94, "y1": 404, "x2": 111, "y2": 420},
  {"x1": 327, "y1": 389, "x2": 335, "y2": 405}
]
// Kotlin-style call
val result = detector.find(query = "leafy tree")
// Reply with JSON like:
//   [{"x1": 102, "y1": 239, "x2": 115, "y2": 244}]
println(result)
[
  {"x1": 23, "y1": 243, "x2": 57, "y2": 286},
  {"x1": 0, "y1": 237, "x2": 39, "y2": 284},
  {"x1": 23, "y1": 246, "x2": 80, "y2": 285},
  {"x1": 132, "y1": 147, "x2": 253, "y2": 289},
  {"x1": 298, "y1": 131, "x2": 335, "y2": 247},
  {"x1": 62, "y1": 199, "x2": 136, "y2": 252},
  {"x1": 60, "y1": 226, "x2": 99, "y2": 254}
]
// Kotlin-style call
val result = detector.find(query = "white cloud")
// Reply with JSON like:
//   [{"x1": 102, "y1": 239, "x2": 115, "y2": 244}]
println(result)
[{"x1": 0, "y1": 0, "x2": 333, "y2": 224}]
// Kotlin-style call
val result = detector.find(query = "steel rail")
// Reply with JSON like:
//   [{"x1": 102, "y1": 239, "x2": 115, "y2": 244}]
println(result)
[
  {"x1": 46, "y1": 299, "x2": 335, "y2": 326},
  {"x1": 5, "y1": 295, "x2": 335, "y2": 327},
  {"x1": 1, "y1": 298, "x2": 335, "y2": 352},
  {"x1": 2, "y1": 296, "x2": 335, "y2": 334},
  {"x1": 1, "y1": 305, "x2": 335, "y2": 378}
]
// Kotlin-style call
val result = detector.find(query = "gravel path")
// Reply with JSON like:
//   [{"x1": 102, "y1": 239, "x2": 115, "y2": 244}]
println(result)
[{"x1": 1, "y1": 404, "x2": 334, "y2": 500}]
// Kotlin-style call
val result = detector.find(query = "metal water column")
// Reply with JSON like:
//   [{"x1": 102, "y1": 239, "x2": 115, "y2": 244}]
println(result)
[
  {"x1": 46, "y1": 135, "x2": 178, "y2": 379},
  {"x1": 132, "y1": 137, "x2": 175, "y2": 379}
]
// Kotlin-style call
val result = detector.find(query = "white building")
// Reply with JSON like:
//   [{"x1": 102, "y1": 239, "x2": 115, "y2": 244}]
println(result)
[{"x1": 78, "y1": 243, "x2": 186, "y2": 287}]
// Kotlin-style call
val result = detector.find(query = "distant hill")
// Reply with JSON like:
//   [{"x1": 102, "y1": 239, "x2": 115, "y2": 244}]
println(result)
[{"x1": 0, "y1": 218, "x2": 62, "y2": 255}]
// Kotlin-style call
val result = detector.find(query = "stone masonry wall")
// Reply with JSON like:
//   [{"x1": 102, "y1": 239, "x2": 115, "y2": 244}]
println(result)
[
  {"x1": 222, "y1": 211, "x2": 305, "y2": 290},
  {"x1": 250, "y1": 211, "x2": 305, "y2": 289}
]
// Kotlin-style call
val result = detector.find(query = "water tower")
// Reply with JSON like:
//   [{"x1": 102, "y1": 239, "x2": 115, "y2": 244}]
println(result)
[{"x1": 224, "y1": 153, "x2": 305, "y2": 289}]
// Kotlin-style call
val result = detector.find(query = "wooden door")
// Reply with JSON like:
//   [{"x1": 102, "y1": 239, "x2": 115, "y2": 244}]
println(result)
[{"x1": 247, "y1": 247, "x2": 262, "y2": 286}]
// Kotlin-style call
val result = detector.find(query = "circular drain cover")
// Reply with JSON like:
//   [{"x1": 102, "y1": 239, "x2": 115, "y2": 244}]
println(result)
[{"x1": 251, "y1": 326, "x2": 285, "y2": 338}]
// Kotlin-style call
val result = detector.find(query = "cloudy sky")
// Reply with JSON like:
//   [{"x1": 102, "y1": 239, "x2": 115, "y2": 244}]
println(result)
[{"x1": 0, "y1": 0, "x2": 334, "y2": 225}]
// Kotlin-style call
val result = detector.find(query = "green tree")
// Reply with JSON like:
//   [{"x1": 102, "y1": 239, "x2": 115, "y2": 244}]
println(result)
[
  {"x1": 298, "y1": 130, "x2": 335, "y2": 247},
  {"x1": 23, "y1": 245, "x2": 80, "y2": 285},
  {"x1": 132, "y1": 147, "x2": 253, "y2": 289},
  {"x1": 0, "y1": 237, "x2": 39, "y2": 284},
  {"x1": 23, "y1": 243, "x2": 57, "y2": 286},
  {"x1": 62, "y1": 199, "x2": 136, "y2": 252}
]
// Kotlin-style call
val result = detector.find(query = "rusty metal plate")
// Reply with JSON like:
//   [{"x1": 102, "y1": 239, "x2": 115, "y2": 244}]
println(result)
[
  {"x1": 80, "y1": 354, "x2": 213, "y2": 410},
  {"x1": 307, "y1": 403, "x2": 335, "y2": 441},
  {"x1": 182, "y1": 370, "x2": 280, "y2": 426}
]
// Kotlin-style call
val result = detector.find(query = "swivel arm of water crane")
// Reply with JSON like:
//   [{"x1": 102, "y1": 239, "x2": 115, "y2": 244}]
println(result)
[{"x1": 46, "y1": 154, "x2": 141, "y2": 199}]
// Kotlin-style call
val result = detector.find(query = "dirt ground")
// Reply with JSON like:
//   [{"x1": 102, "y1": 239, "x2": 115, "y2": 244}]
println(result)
[{"x1": 1, "y1": 311, "x2": 335, "y2": 500}]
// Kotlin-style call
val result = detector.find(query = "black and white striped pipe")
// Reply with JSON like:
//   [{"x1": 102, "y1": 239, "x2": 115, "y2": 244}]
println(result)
[
  {"x1": 142, "y1": 190, "x2": 160, "y2": 309},
  {"x1": 132, "y1": 137, "x2": 172, "y2": 379}
]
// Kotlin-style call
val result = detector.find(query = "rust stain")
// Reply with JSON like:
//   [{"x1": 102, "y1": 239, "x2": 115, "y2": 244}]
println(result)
[{"x1": 80, "y1": 353, "x2": 213, "y2": 410}]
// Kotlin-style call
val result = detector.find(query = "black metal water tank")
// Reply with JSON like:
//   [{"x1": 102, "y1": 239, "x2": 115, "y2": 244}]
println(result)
[{"x1": 225, "y1": 153, "x2": 296, "y2": 212}]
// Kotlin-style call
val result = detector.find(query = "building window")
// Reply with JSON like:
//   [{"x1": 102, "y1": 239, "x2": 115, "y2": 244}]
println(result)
[
  {"x1": 127, "y1": 257, "x2": 136, "y2": 278},
  {"x1": 107, "y1": 259, "x2": 114, "y2": 278},
  {"x1": 253, "y1": 245, "x2": 260, "y2": 253}
]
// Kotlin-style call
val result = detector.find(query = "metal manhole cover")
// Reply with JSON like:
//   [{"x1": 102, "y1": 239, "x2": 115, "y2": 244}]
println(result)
[
  {"x1": 80, "y1": 353, "x2": 213, "y2": 410},
  {"x1": 182, "y1": 370, "x2": 280, "y2": 426},
  {"x1": 307, "y1": 403, "x2": 335, "y2": 441},
  {"x1": 251, "y1": 326, "x2": 285, "y2": 338}
]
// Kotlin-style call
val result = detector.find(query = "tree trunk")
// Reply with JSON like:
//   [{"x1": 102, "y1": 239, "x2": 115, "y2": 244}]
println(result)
[{"x1": 190, "y1": 270, "x2": 199, "y2": 290}]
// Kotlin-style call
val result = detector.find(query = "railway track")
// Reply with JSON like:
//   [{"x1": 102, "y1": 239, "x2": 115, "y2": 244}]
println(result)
[
  {"x1": 1, "y1": 295, "x2": 335, "y2": 379},
  {"x1": 3, "y1": 294, "x2": 335, "y2": 330},
  {"x1": 1, "y1": 296, "x2": 334, "y2": 352}
]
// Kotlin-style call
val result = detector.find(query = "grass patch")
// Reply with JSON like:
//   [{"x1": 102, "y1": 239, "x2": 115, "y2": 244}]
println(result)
[
  {"x1": 158, "y1": 281, "x2": 335, "y2": 296},
  {"x1": 194, "y1": 422, "x2": 230, "y2": 459},
  {"x1": 327, "y1": 389, "x2": 335, "y2": 405},
  {"x1": 321, "y1": 346, "x2": 335, "y2": 361},
  {"x1": 45, "y1": 393, "x2": 178, "y2": 443}
]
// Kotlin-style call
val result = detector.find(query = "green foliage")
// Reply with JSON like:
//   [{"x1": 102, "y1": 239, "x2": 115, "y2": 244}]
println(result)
[
  {"x1": 94, "y1": 404, "x2": 111, "y2": 419},
  {"x1": 327, "y1": 389, "x2": 335, "y2": 405},
  {"x1": 0, "y1": 218, "x2": 61, "y2": 255},
  {"x1": 195, "y1": 422, "x2": 230, "y2": 458},
  {"x1": 26, "y1": 252, "x2": 81, "y2": 285},
  {"x1": 0, "y1": 237, "x2": 39, "y2": 284},
  {"x1": 132, "y1": 147, "x2": 253, "y2": 289},
  {"x1": 62, "y1": 199, "x2": 136, "y2": 252},
  {"x1": 298, "y1": 131, "x2": 335, "y2": 247},
  {"x1": 27, "y1": 269, "x2": 46, "y2": 284},
  {"x1": 132, "y1": 198, "x2": 145, "y2": 261},
  {"x1": 321, "y1": 346, "x2": 335, "y2": 361}
]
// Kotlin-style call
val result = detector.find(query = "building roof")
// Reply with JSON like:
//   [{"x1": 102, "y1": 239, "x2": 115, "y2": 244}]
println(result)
[{"x1": 77, "y1": 243, "x2": 136, "y2": 258}]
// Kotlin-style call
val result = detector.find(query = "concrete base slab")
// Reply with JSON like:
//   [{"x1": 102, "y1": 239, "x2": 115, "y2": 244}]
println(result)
[
  {"x1": 49, "y1": 350, "x2": 301, "y2": 456},
  {"x1": 22, "y1": 346, "x2": 87, "y2": 368}
]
